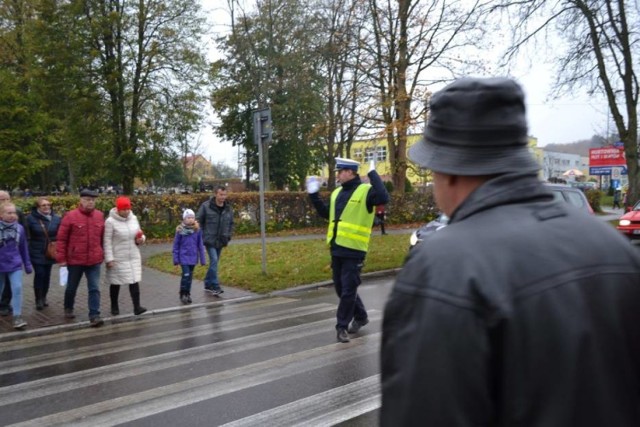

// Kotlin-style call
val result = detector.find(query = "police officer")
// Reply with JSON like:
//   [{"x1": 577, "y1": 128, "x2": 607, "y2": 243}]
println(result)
[{"x1": 308, "y1": 158, "x2": 389, "y2": 343}]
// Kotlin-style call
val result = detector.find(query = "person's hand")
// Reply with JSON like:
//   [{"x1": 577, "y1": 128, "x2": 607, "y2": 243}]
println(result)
[
  {"x1": 106, "y1": 261, "x2": 115, "y2": 269},
  {"x1": 306, "y1": 176, "x2": 320, "y2": 194},
  {"x1": 369, "y1": 160, "x2": 376, "y2": 172}
]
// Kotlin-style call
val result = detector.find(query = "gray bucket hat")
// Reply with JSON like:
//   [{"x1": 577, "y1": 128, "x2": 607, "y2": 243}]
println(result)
[{"x1": 408, "y1": 77, "x2": 540, "y2": 176}]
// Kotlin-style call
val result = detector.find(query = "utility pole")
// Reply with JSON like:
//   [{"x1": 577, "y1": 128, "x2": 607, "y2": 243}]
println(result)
[{"x1": 253, "y1": 107, "x2": 272, "y2": 274}]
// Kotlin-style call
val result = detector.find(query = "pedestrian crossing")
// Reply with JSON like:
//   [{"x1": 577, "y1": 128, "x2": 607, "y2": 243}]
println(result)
[{"x1": 0, "y1": 293, "x2": 383, "y2": 426}]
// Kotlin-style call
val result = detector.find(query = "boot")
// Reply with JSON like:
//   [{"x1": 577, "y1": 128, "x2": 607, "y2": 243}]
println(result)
[
  {"x1": 180, "y1": 291, "x2": 188, "y2": 304},
  {"x1": 42, "y1": 285, "x2": 49, "y2": 307},
  {"x1": 130, "y1": 283, "x2": 147, "y2": 315},
  {"x1": 35, "y1": 288, "x2": 44, "y2": 311},
  {"x1": 110, "y1": 285, "x2": 120, "y2": 315}
]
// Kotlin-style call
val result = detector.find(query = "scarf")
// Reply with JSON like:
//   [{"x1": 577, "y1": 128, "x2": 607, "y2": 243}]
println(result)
[
  {"x1": 179, "y1": 222, "x2": 196, "y2": 236},
  {"x1": 37, "y1": 210, "x2": 52, "y2": 221},
  {"x1": 0, "y1": 221, "x2": 19, "y2": 245}
]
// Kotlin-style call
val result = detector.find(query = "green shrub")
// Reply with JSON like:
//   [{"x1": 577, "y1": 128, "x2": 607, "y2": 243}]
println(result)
[
  {"x1": 585, "y1": 189, "x2": 604, "y2": 212},
  {"x1": 11, "y1": 190, "x2": 437, "y2": 239},
  {"x1": 384, "y1": 181, "x2": 394, "y2": 193}
]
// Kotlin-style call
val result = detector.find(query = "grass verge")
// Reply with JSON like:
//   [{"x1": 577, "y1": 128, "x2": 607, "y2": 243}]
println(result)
[{"x1": 145, "y1": 233, "x2": 411, "y2": 294}]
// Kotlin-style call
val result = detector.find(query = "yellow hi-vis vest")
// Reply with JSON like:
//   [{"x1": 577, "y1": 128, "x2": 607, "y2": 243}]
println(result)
[{"x1": 327, "y1": 184, "x2": 375, "y2": 252}]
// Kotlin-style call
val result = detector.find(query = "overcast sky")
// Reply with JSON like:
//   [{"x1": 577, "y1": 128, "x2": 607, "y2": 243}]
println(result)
[{"x1": 200, "y1": 3, "x2": 609, "y2": 168}]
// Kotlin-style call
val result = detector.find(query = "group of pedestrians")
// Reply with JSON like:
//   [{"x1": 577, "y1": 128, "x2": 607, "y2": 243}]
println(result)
[
  {"x1": 0, "y1": 186, "x2": 234, "y2": 331},
  {"x1": 0, "y1": 190, "x2": 141, "y2": 329}
]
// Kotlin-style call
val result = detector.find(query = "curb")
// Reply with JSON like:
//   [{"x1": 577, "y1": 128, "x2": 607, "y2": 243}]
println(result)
[{"x1": 268, "y1": 268, "x2": 400, "y2": 296}]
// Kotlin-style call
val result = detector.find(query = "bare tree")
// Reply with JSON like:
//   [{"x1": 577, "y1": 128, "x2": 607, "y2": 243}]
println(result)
[
  {"x1": 360, "y1": 0, "x2": 487, "y2": 194},
  {"x1": 310, "y1": 0, "x2": 370, "y2": 190},
  {"x1": 494, "y1": 0, "x2": 639, "y2": 206}
]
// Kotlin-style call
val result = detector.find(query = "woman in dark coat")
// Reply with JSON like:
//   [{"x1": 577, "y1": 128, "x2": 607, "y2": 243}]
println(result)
[{"x1": 25, "y1": 197, "x2": 61, "y2": 310}]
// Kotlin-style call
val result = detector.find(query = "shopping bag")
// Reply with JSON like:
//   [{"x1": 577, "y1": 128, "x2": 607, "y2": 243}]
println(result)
[{"x1": 59, "y1": 266, "x2": 68, "y2": 287}]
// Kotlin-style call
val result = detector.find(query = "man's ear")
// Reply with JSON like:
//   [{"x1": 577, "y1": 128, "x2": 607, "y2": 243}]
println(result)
[{"x1": 446, "y1": 174, "x2": 458, "y2": 188}]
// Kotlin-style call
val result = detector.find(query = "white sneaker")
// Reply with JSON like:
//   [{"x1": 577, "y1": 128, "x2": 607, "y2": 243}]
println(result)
[{"x1": 13, "y1": 316, "x2": 27, "y2": 330}]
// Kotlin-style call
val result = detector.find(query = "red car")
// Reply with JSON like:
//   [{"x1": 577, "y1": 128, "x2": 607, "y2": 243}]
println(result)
[{"x1": 617, "y1": 201, "x2": 640, "y2": 239}]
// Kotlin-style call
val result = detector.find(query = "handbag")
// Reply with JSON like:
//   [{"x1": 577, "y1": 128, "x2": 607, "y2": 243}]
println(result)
[{"x1": 38, "y1": 219, "x2": 57, "y2": 260}]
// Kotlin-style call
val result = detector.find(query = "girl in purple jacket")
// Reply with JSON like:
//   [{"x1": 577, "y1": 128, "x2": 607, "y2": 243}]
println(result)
[
  {"x1": 0, "y1": 202, "x2": 33, "y2": 329},
  {"x1": 172, "y1": 209, "x2": 206, "y2": 304}
]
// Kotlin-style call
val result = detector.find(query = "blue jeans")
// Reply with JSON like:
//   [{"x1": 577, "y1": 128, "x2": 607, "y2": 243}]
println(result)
[
  {"x1": 33, "y1": 263, "x2": 53, "y2": 294},
  {"x1": 65, "y1": 264, "x2": 101, "y2": 318},
  {"x1": 331, "y1": 256, "x2": 368, "y2": 330},
  {"x1": 204, "y1": 246, "x2": 223, "y2": 290},
  {"x1": 0, "y1": 270, "x2": 23, "y2": 316},
  {"x1": 180, "y1": 265, "x2": 195, "y2": 293}
]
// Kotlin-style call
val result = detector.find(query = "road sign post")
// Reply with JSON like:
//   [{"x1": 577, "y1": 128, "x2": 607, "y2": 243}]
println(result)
[{"x1": 253, "y1": 108, "x2": 272, "y2": 275}]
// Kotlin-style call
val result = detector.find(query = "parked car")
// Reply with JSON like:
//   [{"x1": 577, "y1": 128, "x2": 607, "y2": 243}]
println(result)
[
  {"x1": 544, "y1": 183, "x2": 594, "y2": 215},
  {"x1": 409, "y1": 183, "x2": 594, "y2": 249},
  {"x1": 616, "y1": 200, "x2": 640, "y2": 239},
  {"x1": 409, "y1": 213, "x2": 449, "y2": 249}
]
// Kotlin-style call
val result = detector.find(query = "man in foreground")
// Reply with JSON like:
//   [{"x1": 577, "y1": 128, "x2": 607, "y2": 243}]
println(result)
[
  {"x1": 380, "y1": 77, "x2": 640, "y2": 426},
  {"x1": 308, "y1": 158, "x2": 389, "y2": 343}
]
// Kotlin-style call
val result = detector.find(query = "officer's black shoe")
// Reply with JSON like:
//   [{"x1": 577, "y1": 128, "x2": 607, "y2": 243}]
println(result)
[
  {"x1": 348, "y1": 318, "x2": 369, "y2": 334},
  {"x1": 337, "y1": 328, "x2": 350, "y2": 343}
]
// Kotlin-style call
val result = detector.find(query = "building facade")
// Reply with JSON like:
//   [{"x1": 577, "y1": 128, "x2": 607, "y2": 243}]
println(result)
[{"x1": 541, "y1": 151, "x2": 583, "y2": 181}]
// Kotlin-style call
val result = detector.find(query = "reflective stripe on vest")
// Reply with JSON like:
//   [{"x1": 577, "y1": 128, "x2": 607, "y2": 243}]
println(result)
[{"x1": 327, "y1": 184, "x2": 375, "y2": 252}]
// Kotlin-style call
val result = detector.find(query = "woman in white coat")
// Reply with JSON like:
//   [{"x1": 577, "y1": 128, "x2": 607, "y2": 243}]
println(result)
[{"x1": 104, "y1": 196, "x2": 147, "y2": 316}]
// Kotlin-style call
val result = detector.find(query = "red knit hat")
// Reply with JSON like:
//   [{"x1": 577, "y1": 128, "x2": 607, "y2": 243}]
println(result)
[{"x1": 116, "y1": 196, "x2": 131, "y2": 211}]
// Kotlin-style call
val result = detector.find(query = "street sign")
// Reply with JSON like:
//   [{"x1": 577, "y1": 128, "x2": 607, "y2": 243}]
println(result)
[
  {"x1": 612, "y1": 167, "x2": 622, "y2": 179},
  {"x1": 589, "y1": 166, "x2": 628, "y2": 176}
]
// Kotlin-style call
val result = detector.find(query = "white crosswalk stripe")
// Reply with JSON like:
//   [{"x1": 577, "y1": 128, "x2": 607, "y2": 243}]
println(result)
[
  {"x1": 0, "y1": 292, "x2": 384, "y2": 426},
  {"x1": 220, "y1": 375, "x2": 381, "y2": 427}
]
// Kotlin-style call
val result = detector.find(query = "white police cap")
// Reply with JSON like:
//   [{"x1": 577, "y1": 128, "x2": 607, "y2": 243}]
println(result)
[{"x1": 335, "y1": 157, "x2": 359, "y2": 171}]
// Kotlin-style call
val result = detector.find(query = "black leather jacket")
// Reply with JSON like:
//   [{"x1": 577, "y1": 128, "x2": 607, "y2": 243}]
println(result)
[{"x1": 381, "y1": 172, "x2": 640, "y2": 426}]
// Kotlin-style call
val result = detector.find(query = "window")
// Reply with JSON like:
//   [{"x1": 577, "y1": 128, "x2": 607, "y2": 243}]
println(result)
[
  {"x1": 364, "y1": 148, "x2": 375, "y2": 161},
  {"x1": 376, "y1": 146, "x2": 387, "y2": 161},
  {"x1": 354, "y1": 149, "x2": 362, "y2": 159}
]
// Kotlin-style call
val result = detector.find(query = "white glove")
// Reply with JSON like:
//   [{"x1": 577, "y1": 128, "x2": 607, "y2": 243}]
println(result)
[
  {"x1": 306, "y1": 177, "x2": 320, "y2": 194},
  {"x1": 369, "y1": 160, "x2": 376, "y2": 173}
]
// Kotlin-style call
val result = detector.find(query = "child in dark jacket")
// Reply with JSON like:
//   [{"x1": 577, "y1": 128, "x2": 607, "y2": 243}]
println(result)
[
  {"x1": 172, "y1": 209, "x2": 206, "y2": 304},
  {"x1": 0, "y1": 202, "x2": 33, "y2": 329}
]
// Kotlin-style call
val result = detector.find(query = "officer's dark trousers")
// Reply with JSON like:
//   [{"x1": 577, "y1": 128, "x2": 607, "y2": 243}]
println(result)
[{"x1": 331, "y1": 256, "x2": 368, "y2": 330}]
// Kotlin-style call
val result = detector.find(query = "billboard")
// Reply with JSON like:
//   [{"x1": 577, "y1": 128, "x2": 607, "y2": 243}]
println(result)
[{"x1": 589, "y1": 147, "x2": 626, "y2": 167}]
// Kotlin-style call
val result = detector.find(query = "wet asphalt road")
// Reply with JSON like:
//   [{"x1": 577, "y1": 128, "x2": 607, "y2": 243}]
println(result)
[{"x1": 0, "y1": 276, "x2": 394, "y2": 426}]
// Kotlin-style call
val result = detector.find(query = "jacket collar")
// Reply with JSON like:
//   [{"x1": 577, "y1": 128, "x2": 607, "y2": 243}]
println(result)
[
  {"x1": 450, "y1": 172, "x2": 553, "y2": 223},
  {"x1": 340, "y1": 176, "x2": 362, "y2": 191}
]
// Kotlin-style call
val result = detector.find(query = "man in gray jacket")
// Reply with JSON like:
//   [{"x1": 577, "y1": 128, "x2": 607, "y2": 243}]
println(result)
[
  {"x1": 196, "y1": 186, "x2": 233, "y2": 295},
  {"x1": 380, "y1": 78, "x2": 640, "y2": 426}
]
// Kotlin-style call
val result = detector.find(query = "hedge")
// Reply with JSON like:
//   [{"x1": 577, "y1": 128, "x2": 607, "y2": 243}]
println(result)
[{"x1": 11, "y1": 191, "x2": 438, "y2": 239}]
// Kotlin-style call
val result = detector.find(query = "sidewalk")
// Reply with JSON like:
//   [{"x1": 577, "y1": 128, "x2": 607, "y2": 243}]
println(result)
[{"x1": 0, "y1": 242, "x2": 258, "y2": 338}]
